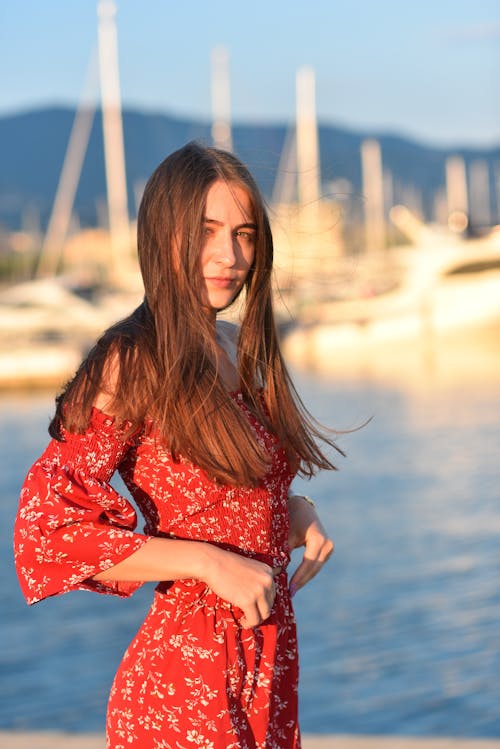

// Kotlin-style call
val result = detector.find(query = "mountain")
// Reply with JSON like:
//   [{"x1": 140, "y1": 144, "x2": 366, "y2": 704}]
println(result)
[{"x1": 0, "y1": 106, "x2": 498, "y2": 231}]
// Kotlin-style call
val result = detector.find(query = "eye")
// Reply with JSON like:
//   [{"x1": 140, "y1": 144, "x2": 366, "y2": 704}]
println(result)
[{"x1": 235, "y1": 230, "x2": 256, "y2": 242}]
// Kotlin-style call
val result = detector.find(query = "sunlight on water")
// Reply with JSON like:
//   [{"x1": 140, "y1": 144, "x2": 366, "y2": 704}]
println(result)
[{"x1": 1, "y1": 339, "x2": 499, "y2": 736}]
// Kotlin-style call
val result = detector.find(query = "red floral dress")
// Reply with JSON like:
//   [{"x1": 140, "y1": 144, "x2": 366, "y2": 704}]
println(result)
[{"x1": 14, "y1": 392, "x2": 300, "y2": 749}]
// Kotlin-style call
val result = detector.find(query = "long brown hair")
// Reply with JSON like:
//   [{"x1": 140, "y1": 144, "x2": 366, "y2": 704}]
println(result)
[{"x1": 51, "y1": 142, "x2": 342, "y2": 485}]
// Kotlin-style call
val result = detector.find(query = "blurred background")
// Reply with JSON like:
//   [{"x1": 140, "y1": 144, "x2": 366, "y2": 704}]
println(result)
[{"x1": 1, "y1": 0, "x2": 499, "y2": 739}]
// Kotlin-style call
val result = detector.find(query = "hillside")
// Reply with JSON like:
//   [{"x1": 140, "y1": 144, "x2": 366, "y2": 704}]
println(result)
[{"x1": 0, "y1": 106, "x2": 498, "y2": 231}]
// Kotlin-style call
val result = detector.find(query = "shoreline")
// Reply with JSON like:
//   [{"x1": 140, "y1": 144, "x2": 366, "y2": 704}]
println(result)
[{"x1": 0, "y1": 734, "x2": 499, "y2": 749}]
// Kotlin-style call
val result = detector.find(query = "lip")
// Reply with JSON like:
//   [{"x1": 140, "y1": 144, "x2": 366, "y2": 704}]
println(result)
[{"x1": 205, "y1": 276, "x2": 237, "y2": 288}]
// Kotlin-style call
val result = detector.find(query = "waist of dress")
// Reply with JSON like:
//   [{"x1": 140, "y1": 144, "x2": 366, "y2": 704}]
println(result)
[{"x1": 154, "y1": 566, "x2": 292, "y2": 626}]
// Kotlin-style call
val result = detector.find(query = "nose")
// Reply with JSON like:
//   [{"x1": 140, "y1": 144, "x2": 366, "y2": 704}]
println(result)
[{"x1": 215, "y1": 231, "x2": 236, "y2": 266}]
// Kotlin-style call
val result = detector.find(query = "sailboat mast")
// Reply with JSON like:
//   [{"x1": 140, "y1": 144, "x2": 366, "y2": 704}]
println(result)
[
  {"x1": 469, "y1": 160, "x2": 491, "y2": 228},
  {"x1": 296, "y1": 66, "x2": 320, "y2": 211},
  {"x1": 361, "y1": 139, "x2": 385, "y2": 253},
  {"x1": 211, "y1": 46, "x2": 233, "y2": 152},
  {"x1": 445, "y1": 155, "x2": 468, "y2": 232},
  {"x1": 36, "y1": 51, "x2": 98, "y2": 278},
  {"x1": 97, "y1": 0, "x2": 130, "y2": 283}
]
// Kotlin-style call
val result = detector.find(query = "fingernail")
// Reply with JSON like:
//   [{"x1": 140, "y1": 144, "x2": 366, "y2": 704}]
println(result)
[{"x1": 289, "y1": 582, "x2": 297, "y2": 598}]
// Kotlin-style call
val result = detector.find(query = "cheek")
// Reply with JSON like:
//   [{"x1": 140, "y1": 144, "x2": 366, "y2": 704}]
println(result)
[
  {"x1": 244, "y1": 245, "x2": 255, "y2": 271},
  {"x1": 199, "y1": 244, "x2": 211, "y2": 271}
]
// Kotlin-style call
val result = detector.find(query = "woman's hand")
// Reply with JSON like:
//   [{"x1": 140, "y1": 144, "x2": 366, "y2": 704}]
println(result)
[
  {"x1": 287, "y1": 494, "x2": 334, "y2": 597},
  {"x1": 200, "y1": 545, "x2": 281, "y2": 629}
]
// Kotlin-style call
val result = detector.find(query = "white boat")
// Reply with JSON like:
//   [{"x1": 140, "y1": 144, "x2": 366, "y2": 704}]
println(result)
[
  {"x1": 281, "y1": 218, "x2": 500, "y2": 376},
  {"x1": 0, "y1": 276, "x2": 140, "y2": 389}
]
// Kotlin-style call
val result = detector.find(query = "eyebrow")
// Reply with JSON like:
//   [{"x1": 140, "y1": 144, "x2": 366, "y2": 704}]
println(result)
[{"x1": 204, "y1": 217, "x2": 257, "y2": 230}]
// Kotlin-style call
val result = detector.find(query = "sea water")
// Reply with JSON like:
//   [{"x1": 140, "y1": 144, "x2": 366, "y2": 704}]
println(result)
[{"x1": 1, "y1": 357, "x2": 499, "y2": 736}]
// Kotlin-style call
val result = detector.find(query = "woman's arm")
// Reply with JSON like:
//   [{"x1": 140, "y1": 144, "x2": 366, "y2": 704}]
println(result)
[
  {"x1": 287, "y1": 494, "x2": 334, "y2": 596},
  {"x1": 93, "y1": 536, "x2": 280, "y2": 629},
  {"x1": 14, "y1": 408, "x2": 150, "y2": 604}
]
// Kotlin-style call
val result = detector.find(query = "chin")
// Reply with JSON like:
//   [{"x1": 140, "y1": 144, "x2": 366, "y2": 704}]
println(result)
[
  {"x1": 211, "y1": 301, "x2": 234, "y2": 313},
  {"x1": 208, "y1": 292, "x2": 240, "y2": 311}
]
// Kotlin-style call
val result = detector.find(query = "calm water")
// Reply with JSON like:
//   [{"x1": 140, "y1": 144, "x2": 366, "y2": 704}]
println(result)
[{"x1": 1, "y1": 362, "x2": 499, "y2": 736}]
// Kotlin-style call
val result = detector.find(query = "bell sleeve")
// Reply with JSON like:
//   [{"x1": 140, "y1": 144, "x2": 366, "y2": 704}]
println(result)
[{"x1": 14, "y1": 408, "x2": 150, "y2": 605}]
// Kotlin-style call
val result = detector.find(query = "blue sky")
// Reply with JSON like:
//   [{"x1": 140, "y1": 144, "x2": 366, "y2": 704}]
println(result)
[{"x1": 1, "y1": 0, "x2": 499, "y2": 147}]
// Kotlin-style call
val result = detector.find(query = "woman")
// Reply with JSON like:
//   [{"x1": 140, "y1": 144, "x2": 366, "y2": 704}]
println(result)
[{"x1": 14, "y1": 142, "x2": 340, "y2": 748}]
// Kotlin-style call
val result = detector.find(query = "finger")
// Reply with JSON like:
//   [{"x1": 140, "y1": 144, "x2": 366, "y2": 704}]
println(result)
[
  {"x1": 289, "y1": 557, "x2": 319, "y2": 590},
  {"x1": 257, "y1": 590, "x2": 274, "y2": 623},
  {"x1": 242, "y1": 593, "x2": 274, "y2": 628},
  {"x1": 257, "y1": 573, "x2": 278, "y2": 623},
  {"x1": 264, "y1": 576, "x2": 277, "y2": 610},
  {"x1": 241, "y1": 569, "x2": 277, "y2": 628},
  {"x1": 240, "y1": 603, "x2": 262, "y2": 629},
  {"x1": 303, "y1": 536, "x2": 334, "y2": 566},
  {"x1": 289, "y1": 556, "x2": 325, "y2": 593}
]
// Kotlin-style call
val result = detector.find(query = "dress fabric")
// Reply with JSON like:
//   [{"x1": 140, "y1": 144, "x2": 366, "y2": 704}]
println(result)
[{"x1": 14, "y1": 391, "x2": 299, "y2": 749}]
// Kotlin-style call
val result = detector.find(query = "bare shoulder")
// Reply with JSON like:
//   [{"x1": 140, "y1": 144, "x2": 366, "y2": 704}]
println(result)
[{"x1": 93, "y1": 349, "x2": 121, "y2": 414}]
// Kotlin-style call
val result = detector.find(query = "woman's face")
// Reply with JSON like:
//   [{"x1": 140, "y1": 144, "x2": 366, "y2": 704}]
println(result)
[{"x1": 200, "y1": 180, "x2": 256, "y2": 313}]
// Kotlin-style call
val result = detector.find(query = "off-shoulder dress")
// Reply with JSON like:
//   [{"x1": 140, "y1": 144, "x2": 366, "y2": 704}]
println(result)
[{"x1": 14, "y1": 376, "x2": 300, "y2": 748}]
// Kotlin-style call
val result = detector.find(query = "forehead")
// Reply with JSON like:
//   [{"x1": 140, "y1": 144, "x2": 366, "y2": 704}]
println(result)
[{"x1": 205, "y1": 180, "x2": 254, "y2": 221}]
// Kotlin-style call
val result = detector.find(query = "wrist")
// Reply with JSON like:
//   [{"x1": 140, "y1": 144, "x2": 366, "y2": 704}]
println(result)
[
  {"x1": 158, "y1": 538, "x2": 216, "y2": 583},
  {"x1": 288, "y1": 493, "x2": 316, "y2": 508},
  {"x1": 190, "y1": 540, "x2": 221, "y2": 585}
]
